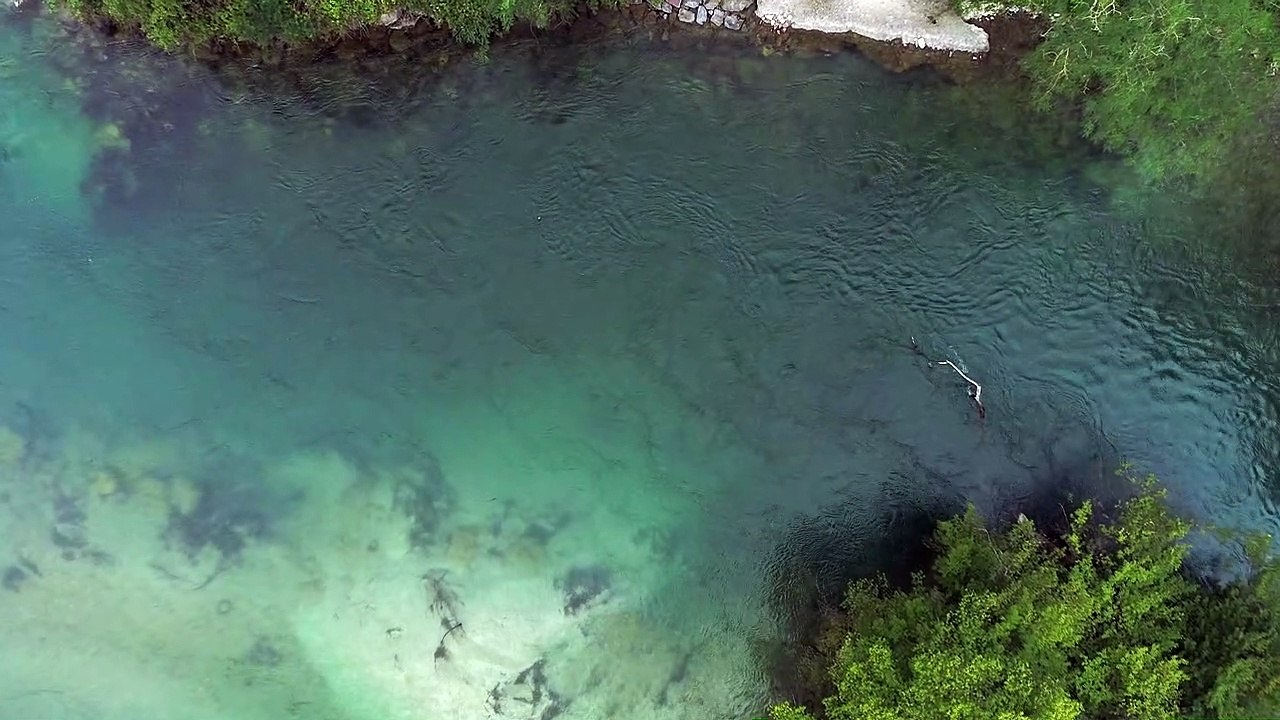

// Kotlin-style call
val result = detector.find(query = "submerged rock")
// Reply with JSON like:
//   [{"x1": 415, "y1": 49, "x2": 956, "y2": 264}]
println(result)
[
  {"x1": 94, "y1": 123, "x2": 130, "y2": 152},
  {"x1": 388, "y1": 31, "x2": 412, "y2": 52}
]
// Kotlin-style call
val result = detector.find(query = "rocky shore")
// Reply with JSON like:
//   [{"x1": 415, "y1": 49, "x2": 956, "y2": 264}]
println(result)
[
  {"x1": 376, "y1": 0, "x2": 1006, "y2": 54},
  {"x1": 378, "y1": 1, "x2": 1040, "y2": 79},
  {"x1": 7, "y1": 0, "x2": 1038, "y2": 80},
  {"x1": 646, "y1": 0, "x2": 751, "y2": 32}
]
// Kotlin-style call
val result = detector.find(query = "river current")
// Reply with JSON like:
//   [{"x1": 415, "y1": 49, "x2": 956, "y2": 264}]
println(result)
[{"x1": 1, "y1": 9, "x2": 1279, "y2": 720}]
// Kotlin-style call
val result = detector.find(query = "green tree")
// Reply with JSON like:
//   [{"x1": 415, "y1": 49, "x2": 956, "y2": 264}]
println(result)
[
  {"x1": 769, "y1": 476, "x2": 1280, "y2": 719},
  {"x1": 957, "y1": 0, "x2": 1280, "y2": 181}
]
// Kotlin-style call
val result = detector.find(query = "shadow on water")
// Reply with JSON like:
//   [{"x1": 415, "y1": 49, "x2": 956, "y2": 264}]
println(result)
[
  {"x1": 755, "y1": 434, "x2": 1126, "y2": 708},
  {"x1": 757, "y1": 494, "x2": 949, "y2": 709}
]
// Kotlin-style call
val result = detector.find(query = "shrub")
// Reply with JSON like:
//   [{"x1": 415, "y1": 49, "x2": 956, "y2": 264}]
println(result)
[
  {"x1": 957, "y1": 0, "x2": 1280, "y2": 181},
  {"x1": 768, "y1": 475, "x2": 1280, "y2": 720},
  {"x1": 50, "y1": 0, "x2": 599, "y2": 48}
]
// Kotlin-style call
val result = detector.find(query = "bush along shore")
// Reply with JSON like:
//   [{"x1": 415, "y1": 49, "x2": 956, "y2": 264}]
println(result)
[
  {"x1": 957, "y1": 0, "x2": 1280, "y2": 183},
  {"x1": 47, "y1": 0, "x2": 612, "y2": 48},
  {"x1": 38, "y1": 0, "x2": 772, "y2": 50},
  {"x1": 764, "y1": 471, "x2": 1280, "y2": 720}
]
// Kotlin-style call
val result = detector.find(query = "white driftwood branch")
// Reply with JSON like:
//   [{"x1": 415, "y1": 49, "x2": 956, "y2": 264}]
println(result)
[{"x1": 932, "y1": 359, "x2": 982, "y2": 405}]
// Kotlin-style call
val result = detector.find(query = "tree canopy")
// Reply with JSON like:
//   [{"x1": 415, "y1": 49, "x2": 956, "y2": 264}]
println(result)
[
  {"x1": 959, "y1": 0, "x2": 1280, "y2": 181},
  {"x1": 769, "y1": 475, "x2": 1280, "y2": 720}
]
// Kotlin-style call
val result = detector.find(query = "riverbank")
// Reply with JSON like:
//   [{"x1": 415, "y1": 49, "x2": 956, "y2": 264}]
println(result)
[{"x1": 17, "y1": 0, "x2": 1040, "y2": 81}]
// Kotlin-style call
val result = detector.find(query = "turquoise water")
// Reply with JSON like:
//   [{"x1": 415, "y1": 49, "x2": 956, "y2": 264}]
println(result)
[{"x1": 2, "y1": 8, "x2": 1280, "y2": 719}]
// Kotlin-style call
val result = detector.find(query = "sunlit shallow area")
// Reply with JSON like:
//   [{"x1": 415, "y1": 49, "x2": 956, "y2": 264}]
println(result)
[{"x1": 2, "y1": 10, "x2": 1279, "y2": 720}]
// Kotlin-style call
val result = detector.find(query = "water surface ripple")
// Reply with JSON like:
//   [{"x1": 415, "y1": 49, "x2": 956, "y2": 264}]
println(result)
[{"x1": 1, "y1": 20, "x2": 1278, "y2": 720}]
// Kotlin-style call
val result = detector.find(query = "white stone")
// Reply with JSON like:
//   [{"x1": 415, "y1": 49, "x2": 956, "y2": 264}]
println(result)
[
  {"x1": 710, "y1": 7, "x2": 726, "y2": 24},
  {"x1": 678, "y1": 6, "x2": 697, "y2": 21},
  {"x1": 696, "y1": 5, "x2": 708, "y2": 22},
  {"x1": 956, "y1": 0, "x2": 1033, "y2": 19},
  {"x1": 753, "y1": 0, "x2": 990, "y2": 52},
  {"x1": 722, "y1": 0, "x2": 752, "y2": 11},
  {"x1": 724, "y1": 12, "x2": 743, "y2": 29},
  {"x1": 378, "y1": 7, "x2": 422, "y2": 29}
]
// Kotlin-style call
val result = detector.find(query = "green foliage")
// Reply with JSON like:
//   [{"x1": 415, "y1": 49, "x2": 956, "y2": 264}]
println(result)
[
  {"x1": 770, "y1": 475, "x2": 1280, "y2": 720},
  {"x1": 50, "y1": 0, "x2": 599, "y2": 49},
  {"x1": 1182, "y1": 533, "x2": 1280, "y2": 719},
  {"x1": 958, "y1": 0, "x2": 1280, "y2": 181}
]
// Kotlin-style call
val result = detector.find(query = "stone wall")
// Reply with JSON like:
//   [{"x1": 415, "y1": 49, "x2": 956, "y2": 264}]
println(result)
[{"x1": 647, "y1": 0, "x2": 753, "y2": 31}]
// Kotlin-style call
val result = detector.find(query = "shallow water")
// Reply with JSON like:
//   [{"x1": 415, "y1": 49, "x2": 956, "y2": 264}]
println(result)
[{"x1": 2, "y1": 10, "x2": 1280, "y2": 720}]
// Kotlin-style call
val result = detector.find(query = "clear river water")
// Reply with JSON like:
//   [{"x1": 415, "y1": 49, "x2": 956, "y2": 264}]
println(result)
[{"x1": 2, "y1": 8, "x2": 1280, "y2": 720}]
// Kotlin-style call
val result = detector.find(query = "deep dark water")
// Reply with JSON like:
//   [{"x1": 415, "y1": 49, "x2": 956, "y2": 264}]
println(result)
[{"x1": 3, "y1": 11, "x2": 1280, "y2": 719}]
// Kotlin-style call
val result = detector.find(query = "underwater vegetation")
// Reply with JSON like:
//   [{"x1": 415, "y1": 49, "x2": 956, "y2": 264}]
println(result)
[
  {"x1": 392, "y1": 450, "x2": 456, "y2": 551},
  {"x1": 487, "y1": 657, "x2": 568, "y2": 719},
  {"x1": 557, "y1": 563, "x2": 613, "y2": 615},
  {"x1": 161, "y1": 447, "x2": 295, "y2": 569},
  {"x1": 165, "y1": 479, "x2": 274, "y2": 561}
]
